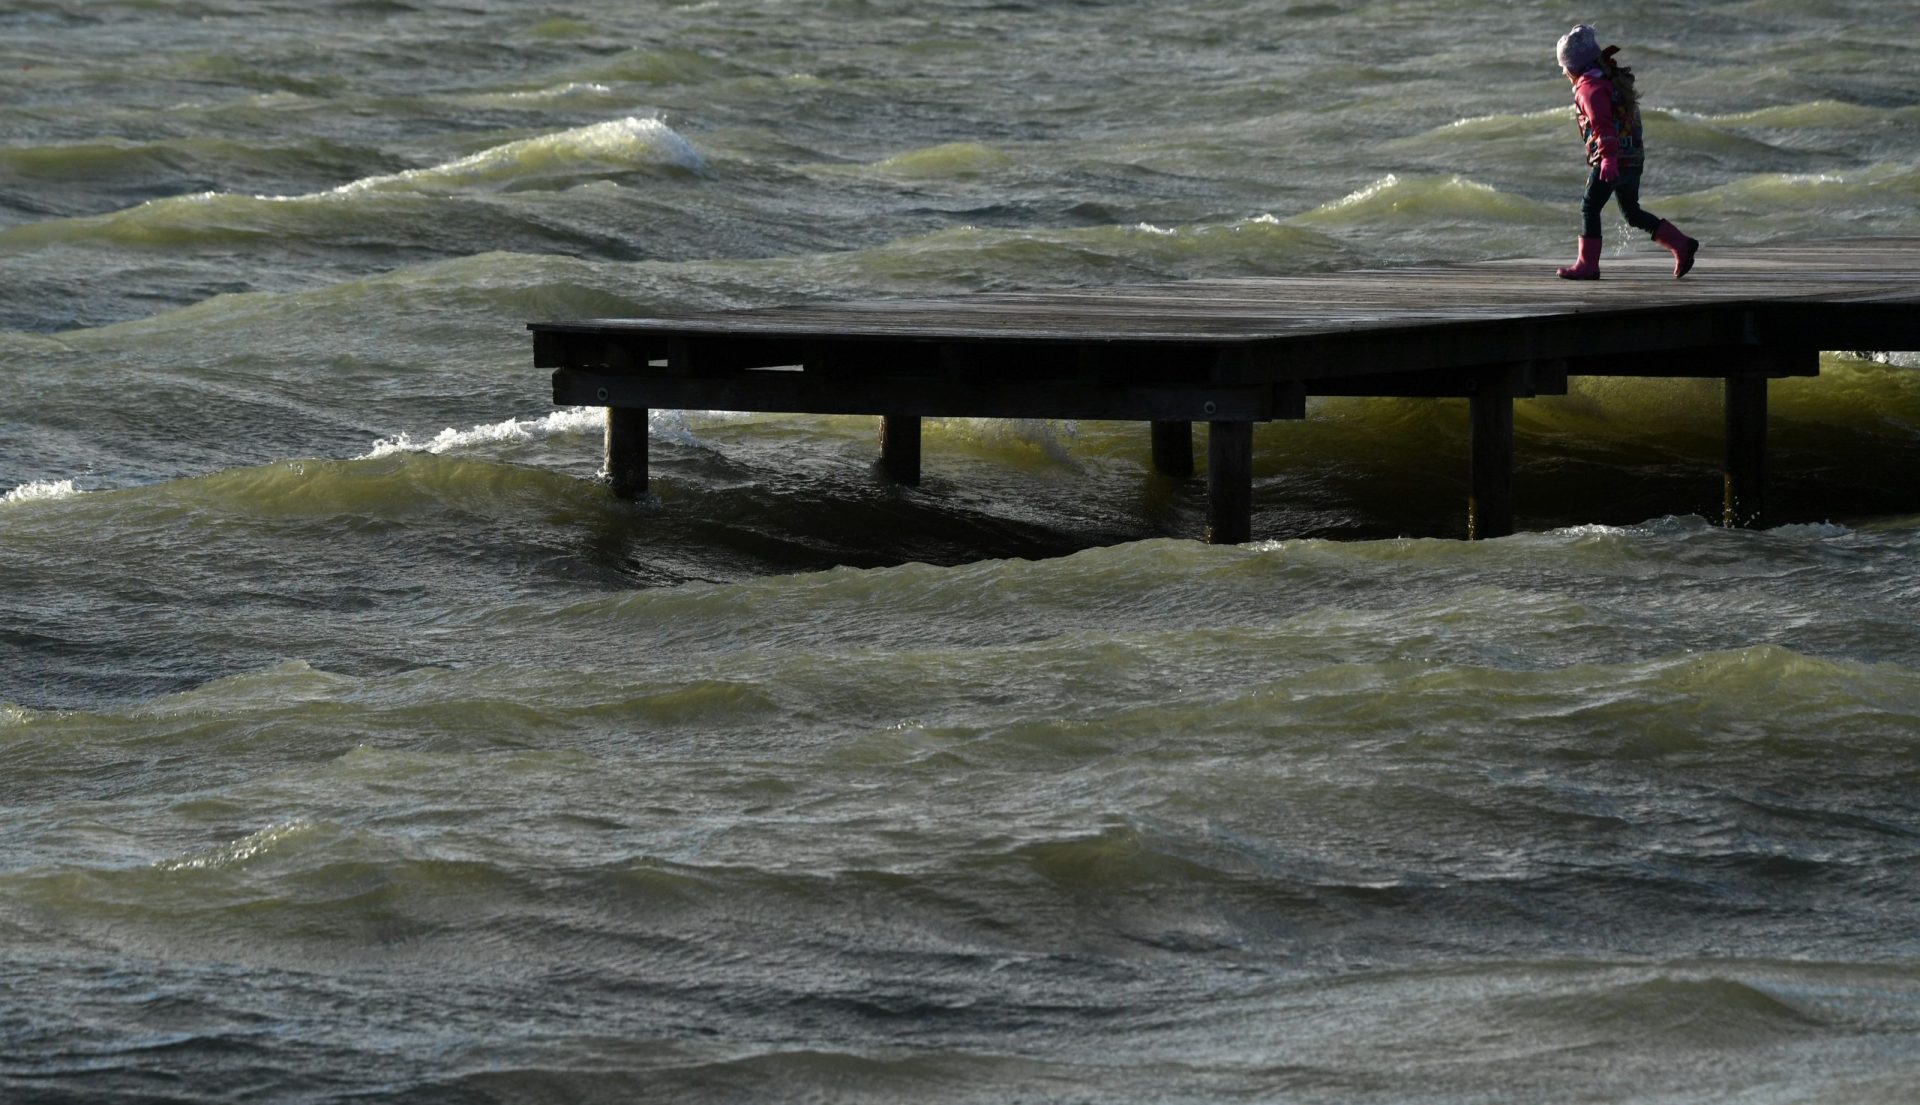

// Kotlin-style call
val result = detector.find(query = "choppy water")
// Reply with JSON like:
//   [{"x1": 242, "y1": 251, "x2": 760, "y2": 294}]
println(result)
[{"x1": 5, "y1": 2, "x2": 1920, "y2": 1101}]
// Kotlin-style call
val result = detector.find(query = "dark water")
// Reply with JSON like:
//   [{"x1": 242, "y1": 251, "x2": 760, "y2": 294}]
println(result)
[{"x1": 5, "y1": 1, "x2": 1920, "y2": 1101}]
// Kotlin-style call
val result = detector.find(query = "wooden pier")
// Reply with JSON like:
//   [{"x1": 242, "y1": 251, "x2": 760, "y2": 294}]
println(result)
[{"x1": 531, "y1": 238, "x2": 1920, "y2": 542}]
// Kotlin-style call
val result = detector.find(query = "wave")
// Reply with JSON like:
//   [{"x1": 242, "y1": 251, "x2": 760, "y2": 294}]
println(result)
[
  {"x1": 4, "y1": 812, "x2": 536, "y2": 950},
  {"x1": 361, "y1": 407, "x2": 797, "y2": 462},
  {"x1": 1294, "y1": 173, "x2": 1559, "y2": 228},
  {"x1": 1379, "y1": 106, "x2": 1569, "y2": 152},
  {"x1": 0, "y1": 134, "x2": 389, "y2": 193},
  {"x1": 1288, "y1": 162, "x2": 1920, "y2": 249},
  {"x1": 54, "y1": 250, "x2": 651, "y2": 350},
  {"x1": 869, "y1": 141, "x2": 1016, "y2": 180},
  {"x1": 561, "y1": 46, "x2": 746, "y2": 87},
  {"x1": 417, "y1": 1049, "x2": 1074, "y2": 1105},
  {"x1": 0, "y1": 454, "x2": 626, "y2": 543},
  {"x1": 1677, "y1": 162, "x2": 1920, "y2": 212},
  {"x1": 0, "y1": 330, "x2": 71, "y2": 354},
  {"x1": 50, "y1": 209, "x2": 1354, "y2": 347},
  {"x1": 164, "y1": 452, "x2": 619, "y2": 521},
  {"x1": 1436, "y1": 106, "x2": 1573, "y2": 136},
  {"x1": 0, "y1": 136, "x2": 228, "y2": 179},
  {"x1": 1, "y1": 478, "x2": 82, "y2": 505},
  {"x1": 0, "y1": 118, "x2": 703, "y2": 254},
  {"x1": 155, "y1": 819, "x2": 322, "y2": 872},
  {"x1": 449, "y1": 81, "x2": 623, "y2": 109},
  {"x1": 1411, "y1": 100, "x2": 1918, "y2": 159},
  {"x1": 329, "y1": 117, "x2": 704, "y2": 195},
  {"x1": 1685, "y1": 100, "x2": 1920, "y2": 131},
  {"x1": 1491, "y1": 972, "x2": 1826, "y2": 1045},
  {"x1": 800, "y1": 216, "x2": 1355, "y2": 291},
  {"x1": 361, "y1": 408, "x2": 607, "y2": 459},
  {"x1": 527, "y1": 16, "x2": 593, "y2": 40}
]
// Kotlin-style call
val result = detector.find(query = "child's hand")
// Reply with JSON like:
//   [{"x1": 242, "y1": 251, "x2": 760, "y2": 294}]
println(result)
[{"x1": 1599, "y1": 156, "x2": 1621, "y2": 183}]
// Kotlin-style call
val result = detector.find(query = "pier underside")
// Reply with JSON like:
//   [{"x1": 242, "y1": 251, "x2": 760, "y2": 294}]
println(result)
[{"x1": 533, "y1": 239, "x2": 1920, "y2": 542}]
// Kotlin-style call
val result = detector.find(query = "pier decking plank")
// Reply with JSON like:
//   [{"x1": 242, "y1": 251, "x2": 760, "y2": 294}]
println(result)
[{"x1": 532, "y1": 238, "x2": 1920, "y2": 541}]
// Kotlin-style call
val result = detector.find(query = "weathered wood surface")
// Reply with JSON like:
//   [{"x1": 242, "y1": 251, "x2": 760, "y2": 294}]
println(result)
[{"x1": 534, "y1": 239, "x2": 1920, "y2": 386}]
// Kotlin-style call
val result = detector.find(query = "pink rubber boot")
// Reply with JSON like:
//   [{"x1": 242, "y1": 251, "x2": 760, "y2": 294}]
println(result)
[
  {"x1": 1653, "y1": 220, "x2": 1699, "y2": 278},
  {"x1": 1556, "y1": 236, "x2": 1601, "y2": 280}
]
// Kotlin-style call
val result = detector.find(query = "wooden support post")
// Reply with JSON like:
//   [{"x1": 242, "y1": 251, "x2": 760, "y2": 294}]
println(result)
[
  {"x1": 879, "y1": 414, "x2": 922, "y2": 485},
  {"x1": 605, "y1": 406, "x2": 648, "y2": 499},
  {"x1": 1724, "y1": 375, "x2": 1767, "y2": 528},
  {"x1": 1150, "y1": 420, "x2": 1195, "y2": 478},
  {"x1": 1468, "y1": 391, "x2": 1514, "y2": 540},
  {"x1": 1206, "y1": 420, "x2": 1253, "y2": 545}
]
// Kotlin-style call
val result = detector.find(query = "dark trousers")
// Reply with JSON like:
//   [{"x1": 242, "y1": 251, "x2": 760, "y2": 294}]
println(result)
[{"x1": 1581, "y1": 163, "x2": 1663, "y2": 239}]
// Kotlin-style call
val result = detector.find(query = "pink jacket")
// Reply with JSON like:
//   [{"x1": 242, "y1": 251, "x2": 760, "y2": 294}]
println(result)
[{"x1": 1571, "y1": 69, "x2": 1644, "y2": 169}]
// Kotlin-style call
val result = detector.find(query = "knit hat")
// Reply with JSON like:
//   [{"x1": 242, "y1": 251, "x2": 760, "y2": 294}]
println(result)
[{"x1": 1556, "y1": 24, "x2": 1601, "y2": 73}]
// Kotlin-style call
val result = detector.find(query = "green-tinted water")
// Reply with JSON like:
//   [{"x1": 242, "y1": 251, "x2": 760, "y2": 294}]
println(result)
[{"x1": 4, "y1": 2, "x2": 1920, "y2": 1101}]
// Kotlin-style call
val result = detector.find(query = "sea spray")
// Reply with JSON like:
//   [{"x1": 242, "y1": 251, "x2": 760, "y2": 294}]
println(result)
[
  {"x1": 1, "y1": 479, "x2": 81, "y2": 505},
  {"x1": 363, "y1": 408, "x2": 607, "y2": 459}
]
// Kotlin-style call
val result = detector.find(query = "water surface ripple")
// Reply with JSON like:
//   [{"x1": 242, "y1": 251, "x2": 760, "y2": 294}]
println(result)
[{"x1": 4, "y1": 1, "x2": 1920, "y2": 1101}]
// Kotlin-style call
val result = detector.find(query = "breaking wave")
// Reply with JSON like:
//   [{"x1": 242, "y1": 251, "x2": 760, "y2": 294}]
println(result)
[
  {"x1": 1, "y1": 478, "x2": 82, "y2": 505},
  {"x1": 362, "y1": 408, "x2": 607, "y2": 459},
  {"x1": 0, "y1": 118, "x2": 704, "y2": 253}
]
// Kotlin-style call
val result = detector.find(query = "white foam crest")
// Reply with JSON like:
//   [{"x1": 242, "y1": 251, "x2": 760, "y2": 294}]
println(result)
[
  {"x1": 350, "y1": 117, "x2": 702, "y2": 194},
  {"x1": 362, "y1": 407, "x2": 605, "y2": 458},
  {"x1": 363, "y1": 407, "x2": 793, "y2": 460},
  {"x1": 1769, "y1": 522, "x2": 1853, "y2": 539},
  {"x1": 1864, "y1": 352, "x2": 1920, "y2": 368},
  {"x1": 1328, "y1": 173, "x2": 1400, "y2": 208},
  {"x1": 2, "y1": 478, "x2": 81, "y2": 505},
  {"x1": 232, "y1": 117, "x2": 703, "y2": 203},
  {"x1": 1300, "y1": 172, "x2": 1531, "y2": 225},
  {"x1": 1132, "y1": 222, "x2": 1178, "y2": 236},
  {"x1": 1548, "y1": 515, "x2": 1712, "y2": 540}
]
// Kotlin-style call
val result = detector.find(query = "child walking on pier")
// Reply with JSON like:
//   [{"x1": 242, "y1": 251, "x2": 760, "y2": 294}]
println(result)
[{"x1": 1554, "y1": 25, "x2": 1699, "y2": 280}]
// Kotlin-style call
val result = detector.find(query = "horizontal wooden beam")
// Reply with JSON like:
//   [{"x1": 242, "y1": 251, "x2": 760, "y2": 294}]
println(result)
[
  {"x1": 555, "y1": 367, "x2": 1305, "y2": 422},
  {"x1": 1753, "y1": 302, "x2": 1920, "y2": 351},
  {"x1": 535, "y1": 312, "x2": 1891, "y2": 387},
  {"x1": 1277, "y1": 304, "x2": 1761, "y2": 381},
  {"x1": 1564, "y1": 345, "x2": 1819, "y2": 378},
  {"x1": 533, "y1": 328, "x2": 665, "y2": 370},
  {"x1": 1307, "y1": 361, "x2": 1567, "y2": 398}
]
